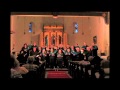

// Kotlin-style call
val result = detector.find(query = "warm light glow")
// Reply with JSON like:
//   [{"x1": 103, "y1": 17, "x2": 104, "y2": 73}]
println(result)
[{"x1": 53, "y1": 15, "x2": 58, "y2": 19}]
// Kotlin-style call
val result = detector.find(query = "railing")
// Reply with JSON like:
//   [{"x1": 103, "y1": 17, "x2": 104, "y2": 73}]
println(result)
[{"x1": 68, "y1": 61, "x2": 91, "y2": 79}]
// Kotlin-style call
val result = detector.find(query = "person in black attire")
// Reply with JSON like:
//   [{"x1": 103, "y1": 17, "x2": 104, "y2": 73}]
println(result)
[
  {"x1": 46, "y1": 47, "x2": 50, "y2": 68},
  {"x1": 54, "y1": 46, "x2": 58, "y2": 54},
  {"x1": 49, "y1": 48, "x2": 56, "y2": 69},
  {"x1": 64, "y1": 48, "x2": 72, "y2": 68},
  {"x1": 82, "y1": 42, "x2": 89, "y2": 50},
  {"x1": 90, "y1": 56, "x2": 105, "y2": 79},
  {"x1": 73, "y1": 47, "x2": 85, "y2": 78},
  {"x1": 30, "y1": 47, "x2": 40, "y2": 65},
  {"x1": 84, "y1": 47, "x2": 92, "y2": 61},
  {"x1": 17, "y1": 43, "x2": 29, "y2": 64},
  {"x1": 32, "y1": 42, "x2": 39, "y2": 52},
  {"x1": 38, "y1": 46, "x2": 42, "y2": 54},
  {"x1": 71, "y1": 46, "x2": 76, "y2": 61},
  {"x1": 74, "y1": 47, "x2": 84, "y2": 61},
  {"x1": 62, "y1": 47, "x2": 66, "y2": 54},
  {"x1": 40, "y1": 49, "x2": 47, "y2": 61},
  {"x1": 56, "y1": 49, "x2": 64, "y2": 70},
  {"x1": 83, "y1": 45, "x2": 102, "y2": 79},
  {"x1": 30, "y1": 47, "x2": 38, "y2": 56},
  {"x1": 81, "y1": 42, "x2": 89, "y2": 60},
  {"x1": 91, "y1": 43, "x2": 98, "y2": 56},
  {"x1": 53, "y1": 46, "x2": 58, "y2": 68},
  {"x1": 82, "y1": 47, "x2": 92, "y2": 78},
  {"x1": 17, "y1": 51, "x2": 25, "y2": 65}
]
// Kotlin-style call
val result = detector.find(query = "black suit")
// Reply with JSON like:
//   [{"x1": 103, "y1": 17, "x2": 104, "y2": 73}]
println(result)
[
  {"x1": 32, "y1": 45, "x2": 39, "y2": 52},
  {"x1": 74, "y1": 52, "x2": 84, "y2": 61},
  {"x1": 92, "y1": 45, "x2": 98, "y2": 56},
  {"x1": 30, "y1": 51, "x2": 38, "y2": 56},
  {"x1": 91, "y1": 56, "x2": 105, "y2": 78}
]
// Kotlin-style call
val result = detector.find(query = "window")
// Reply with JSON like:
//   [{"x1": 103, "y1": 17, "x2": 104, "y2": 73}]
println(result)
[
  {"x1": 74, "y1": 23, "x2": 78, "y2": 33},
  {"x1": 29, "y1": 22, "x2": 32, "y2": 33},
  {"x1": 75, "y1": 29, "x2": 78, "y2": 33}
]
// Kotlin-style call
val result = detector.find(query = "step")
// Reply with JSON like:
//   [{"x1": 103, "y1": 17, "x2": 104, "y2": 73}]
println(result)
[{"x1": 46, "y1": 68, "x2": 68, "y2": 71}]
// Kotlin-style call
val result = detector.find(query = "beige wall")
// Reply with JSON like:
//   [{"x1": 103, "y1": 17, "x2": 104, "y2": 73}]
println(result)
[
  {"x1": 11, "y1": 16, "x2": 17, "y2": 52},
  {"x1": 89, "y1": 17, "x2": 110, "y2": 56},
  {"x1": 10, "y1": 15, "x2": 110, "y2": 56},
  {"x1": 64, "y1": 16, "x2": 110, "y2": 56},
  {"x1": 64, "y1": 17, "x2": 92, "y2": 46}
]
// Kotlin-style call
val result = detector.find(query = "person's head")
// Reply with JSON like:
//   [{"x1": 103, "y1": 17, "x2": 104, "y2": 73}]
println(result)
[
  {"x1": 67, "y1": 48, "x2": 70, "y2": 52},
  {"x1": 27, "y1": 56, "x2": 35, "y2": 64},
  {"x1": 50, "y1": 48, "x2": 54, "y2": 52},
  {"x1": 66, "y1": 45, "x2": 70, "y2": 48},
  {"x1": 42, "y1": 49, "x2": 46, "y2": 53},
  {"x1": 82, "y1": 47, "x2": 85, "y2": 50},
  {"x1": 58, "y1": 49, "x2": 62, "y2": 53},
  {"x1": 10, "y1": 54, "x2": 20, "y2": 68},
  {"x1": 76, "y1": 47, "x2": 80, "y2": 52},
  {"x1": 46, "y1": 47, "x2": 49, "y2": 51},
  {"x1": 87, "y1": 47, "x2": 91, "y2": 51},
  {"x1": 33, "y1": 47, "x2": 36, "y2": 52},
  {"x1": 24, "y1": 43, "x2": 27, "y2": 48},
  {"x1": 38, "y1": 46, "x2": 41, "y2": 50},
  {"x1": 81, "y1": 49, "x2": 84, "y2": 54}
]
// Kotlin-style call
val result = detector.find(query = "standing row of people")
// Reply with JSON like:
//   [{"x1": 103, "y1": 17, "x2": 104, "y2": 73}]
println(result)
[{"x1": 17, "y1": 42, "x2": 98, "y2": 70}]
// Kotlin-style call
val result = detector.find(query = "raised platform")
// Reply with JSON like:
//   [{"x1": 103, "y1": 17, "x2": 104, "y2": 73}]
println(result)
[
  {"x1": 46, "y1": 71, "x2": 72, "y2": 78},
  {"x1": 45, "y1": 68, "x2": 72, "y2": 78},
  {"x1": 46, "y1": 68, "x2": 68, "y2": 71}
]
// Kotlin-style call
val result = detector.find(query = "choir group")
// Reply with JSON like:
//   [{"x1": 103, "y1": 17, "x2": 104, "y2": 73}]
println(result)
[{"x1": 17, "y1": 42, "x2": 98, "y2": 70}]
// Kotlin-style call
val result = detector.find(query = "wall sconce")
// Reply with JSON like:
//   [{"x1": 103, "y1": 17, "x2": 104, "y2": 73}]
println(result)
[
  {"x1": 52, "y1": 12, "x2": 58, "y2": 19},
  {"x1": 53, "y1": 15, "x2": 58, "y2": 19}
]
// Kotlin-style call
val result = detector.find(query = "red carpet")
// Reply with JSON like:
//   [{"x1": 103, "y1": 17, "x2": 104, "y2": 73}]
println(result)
[{"x1": 47, "y1": 71, "x2": 71, "y2": 78}]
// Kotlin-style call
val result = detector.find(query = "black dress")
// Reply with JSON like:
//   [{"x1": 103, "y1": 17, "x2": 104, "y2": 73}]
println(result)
[
  {"x1": 49, "y1": 52, "x2": 56, "y2": 68},
  {"x1": 56, "y1": 53, "x2": 64, "y2": 68}
]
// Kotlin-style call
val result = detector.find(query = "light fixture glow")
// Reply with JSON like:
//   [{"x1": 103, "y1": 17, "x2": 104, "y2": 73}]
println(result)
[{"x1": 53, "y1": 15, "x2": 58, "y2": 19}]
